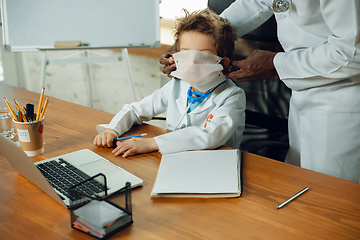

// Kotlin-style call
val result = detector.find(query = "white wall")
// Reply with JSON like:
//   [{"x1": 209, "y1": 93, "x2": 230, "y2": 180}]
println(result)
[
  {"x1": 1, "y1": 0, "x2": 210, "y2": 116},
  {"x1": 0, "y1": 25, "x2": 24, "y2": 87},
  {"x1": 160, "y1": 0, "x2": 208, "y2": 20}
]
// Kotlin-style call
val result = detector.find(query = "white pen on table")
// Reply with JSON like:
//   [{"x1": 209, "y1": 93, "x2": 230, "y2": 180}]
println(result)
[{"x1": 277, "y1": 187, "x2": 309, "y2": 209}]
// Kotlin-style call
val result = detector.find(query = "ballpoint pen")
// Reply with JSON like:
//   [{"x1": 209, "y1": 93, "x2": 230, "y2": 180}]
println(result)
[
  {"x1": 277, "y1": 187, "x2": 309, "y2": 209},
  {"x1": 14, "y1": 99, "x2": 27, "y2": 122}
]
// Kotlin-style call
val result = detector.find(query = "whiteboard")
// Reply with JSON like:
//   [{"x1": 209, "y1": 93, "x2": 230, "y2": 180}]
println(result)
[{"x1": 0, "y1": 0, "x2": 161, "y2": 52}]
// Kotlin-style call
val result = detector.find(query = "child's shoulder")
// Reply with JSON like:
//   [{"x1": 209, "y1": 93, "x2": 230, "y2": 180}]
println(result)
[
  {"x1": 209, "y1": 78, "x2": 245, "y2": 104},
  {"x1": 220, "y1": 79, "x2": 245, "y2": 94}
]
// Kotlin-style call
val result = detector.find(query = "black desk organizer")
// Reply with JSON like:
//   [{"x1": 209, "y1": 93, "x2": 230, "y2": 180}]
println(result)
[{"x1": 69, "y1": 173, "x2": 133, "y2": 239}]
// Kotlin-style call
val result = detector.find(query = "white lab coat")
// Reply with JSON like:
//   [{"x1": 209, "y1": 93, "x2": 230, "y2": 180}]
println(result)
[
  {"x1": 221, "y1": 0, "x2": 360, "y2": 183},
  {"x1": 97, "y1": 78, "x2": 246, "y2": 155}
]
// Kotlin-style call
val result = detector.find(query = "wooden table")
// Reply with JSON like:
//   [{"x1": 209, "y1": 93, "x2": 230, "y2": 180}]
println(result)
[{"x1": 1, "y1": 82, "x2": 359, "y2": 240}]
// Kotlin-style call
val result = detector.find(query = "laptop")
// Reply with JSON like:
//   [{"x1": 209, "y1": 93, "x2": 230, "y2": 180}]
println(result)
[{"x1": 0, "y1": 134, "x2": 143, "y2": 208}]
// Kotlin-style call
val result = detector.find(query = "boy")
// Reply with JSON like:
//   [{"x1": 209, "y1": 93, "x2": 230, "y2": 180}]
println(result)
[{"x1": 94, "y1": 9, "x2": 246, "y2": 157}]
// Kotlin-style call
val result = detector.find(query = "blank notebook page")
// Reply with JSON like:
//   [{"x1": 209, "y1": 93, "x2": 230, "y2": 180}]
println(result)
[{"x1": 151, "y1": 150, "x2": 240, "y2": 194}]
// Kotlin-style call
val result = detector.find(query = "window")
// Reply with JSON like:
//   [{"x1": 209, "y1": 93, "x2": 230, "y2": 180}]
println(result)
[
  {"x1": 160, "y1": 0, "x2": 208, "y2": 20},
  {"x1": 0, "y1": 48, "x2": 4, "y2": 81}
]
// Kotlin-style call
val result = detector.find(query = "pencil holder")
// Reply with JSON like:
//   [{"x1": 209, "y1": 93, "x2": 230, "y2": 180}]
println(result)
[
  {"x1": 69, "y1": 174, "x2": 133, "y2": 239},
  {"x1": 13, "y1": 118, "x2": 45, "y2": 156}
]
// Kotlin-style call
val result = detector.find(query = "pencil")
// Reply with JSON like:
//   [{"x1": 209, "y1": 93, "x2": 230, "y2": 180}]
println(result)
[
  {"x1": 39, "y1": 98, "x2": 49, "y2": 120},
  {"x1": 13, "y1": 99, "x2": 27, "y2": 122},
  {"x1": 114, "y1": 133, "x2": 147, "y2": 141},
  {"x1": 36, "y1": 87, "x2": 45, "y2": 121},
  {"x1": 3, "y1": 97, "x2": 18, "y2": 122}
]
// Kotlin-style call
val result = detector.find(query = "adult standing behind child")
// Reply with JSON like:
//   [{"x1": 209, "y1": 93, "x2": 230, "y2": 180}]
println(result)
[{"x1": 93, "y1": 9, "x2": 246, "y2": 157}]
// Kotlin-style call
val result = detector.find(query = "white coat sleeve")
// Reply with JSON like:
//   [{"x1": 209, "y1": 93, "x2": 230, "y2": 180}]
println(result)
[
  {"x1": 96, "y1": 82, "x2": 171, "y2": 135},
  {"x1": 274, "y1": 1, "x2": 360, "y2": 91},
  {"x1": 220, "y1": 0, "x2": 273, "y2": 38},
  {"x1": 154, "y1": 87, "x2": 246, "y2": 155}
]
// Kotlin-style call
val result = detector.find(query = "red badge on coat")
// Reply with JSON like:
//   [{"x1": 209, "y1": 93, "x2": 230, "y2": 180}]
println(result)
[{"x1": 204, "y1": 114, "x2": 213, "y2": 128}]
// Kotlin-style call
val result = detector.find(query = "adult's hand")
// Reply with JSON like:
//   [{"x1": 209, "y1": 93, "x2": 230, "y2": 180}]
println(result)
[
  {"x1": 226, "y1": 50, "x2": 279, "y2": 82},
  {"x1": 159, "y1": 45, "x2": 176, "y2": 77}
]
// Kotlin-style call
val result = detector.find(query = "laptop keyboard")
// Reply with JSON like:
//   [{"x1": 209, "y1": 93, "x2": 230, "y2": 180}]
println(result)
[{"x1": 36, "y1": 158, "x2": 107, "y2": 201}]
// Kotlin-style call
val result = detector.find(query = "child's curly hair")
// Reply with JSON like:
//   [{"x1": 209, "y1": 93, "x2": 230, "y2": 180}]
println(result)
[{"x1": 173, "y1": 8, "x2": 237, "y2": 58}]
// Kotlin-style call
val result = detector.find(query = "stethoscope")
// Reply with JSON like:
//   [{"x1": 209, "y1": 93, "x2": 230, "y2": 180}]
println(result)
[
  {"x1": 174, "y1": 89, "x2": 209, "y2": 131},
  {"x1": 174, "y1": 80, "x2": 226, "y2": 131},
  {"x1": 272, "y1": 0, "x2": 290, "y2": 13}
]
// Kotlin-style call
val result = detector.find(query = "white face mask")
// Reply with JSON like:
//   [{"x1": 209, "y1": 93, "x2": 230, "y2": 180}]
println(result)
[{"x1": 171, "y1": 50, "x2": 226, "y2": 92}]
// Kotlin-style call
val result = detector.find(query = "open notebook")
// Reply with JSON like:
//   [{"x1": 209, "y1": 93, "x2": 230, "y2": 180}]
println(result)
[{"x1": 151, "y1": 149, "x2": 241, "y2": 198}]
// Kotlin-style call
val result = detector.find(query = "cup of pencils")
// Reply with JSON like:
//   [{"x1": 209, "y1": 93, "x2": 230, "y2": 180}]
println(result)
[{"x1": 3, "y1": 87, "x2": 49, "y2": 156}]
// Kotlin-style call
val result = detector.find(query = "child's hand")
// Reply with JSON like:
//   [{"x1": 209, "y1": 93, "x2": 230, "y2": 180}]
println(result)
[
  {"x1": 93, "y1": 129, "x2": 118, "y2": 148},
  {"x1": 112, "y1": 137, "x2": 159, "y2": 158}
]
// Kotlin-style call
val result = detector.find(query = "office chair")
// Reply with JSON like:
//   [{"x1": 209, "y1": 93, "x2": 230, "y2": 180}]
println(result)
[{"x1": 208, "y1": 0, "x2": 291, "y2": 162}]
